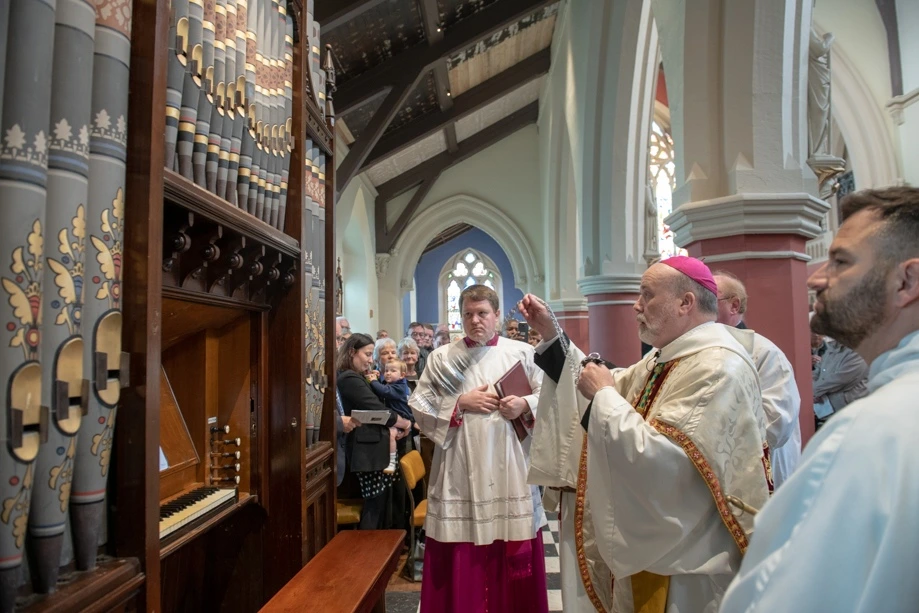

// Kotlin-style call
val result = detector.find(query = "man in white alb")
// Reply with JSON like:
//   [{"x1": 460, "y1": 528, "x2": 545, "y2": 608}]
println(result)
[
  {"x1": 410, "y1": 284, "x2": 548, "y2": 613},
  {"x1": 714, "y1": 270, "x2": 801, "y2": 488}
]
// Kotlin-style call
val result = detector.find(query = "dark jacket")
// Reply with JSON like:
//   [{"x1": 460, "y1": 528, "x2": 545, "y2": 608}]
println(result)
[
  {"x1": 337, "y1": 370, "x2": 399, "y2": 473},
  {"x1": 370, "y1": 378, "x2": 413, "y2": 422}
]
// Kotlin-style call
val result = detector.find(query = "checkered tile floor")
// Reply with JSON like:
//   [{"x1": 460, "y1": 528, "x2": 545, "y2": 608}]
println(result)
[
  {"x1": 386, "y1": 513, "x2": 563, "y2": 612},
  {"x1": 543, "y1": 515, "x2": 563, "y2": 611}
]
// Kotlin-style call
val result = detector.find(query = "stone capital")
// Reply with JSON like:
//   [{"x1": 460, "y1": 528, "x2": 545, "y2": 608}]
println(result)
[
  {"x1": 547, "y1": 298, "x2": 589, "y2": 313},
  {"x1": 578, "y1": 273, "x2": 642, "y2": 296},
  {"x1": 665, "y1": 192, "x2": 830, "y2": 246}
]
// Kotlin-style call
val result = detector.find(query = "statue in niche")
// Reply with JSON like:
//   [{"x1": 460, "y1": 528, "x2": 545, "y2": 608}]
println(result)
[
  {"x1": 335, "y1": 257, "x2": 343, "y2": 317},
  {"x1": 807, "y1": 29, "x2": 835, "y2": 157},
  {"x1": 643, "y1": 182, "x2": 660, "y2": 265}
]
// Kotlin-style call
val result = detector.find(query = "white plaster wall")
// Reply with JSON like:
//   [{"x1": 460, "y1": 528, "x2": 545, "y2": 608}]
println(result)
[
  {"x1": 897, "y1": 0, "x2": 919, "y2": 93},
  {"x1": 386, "y1": 125, "x2": 544, "y2": 268},
  {"x1": 814, "y1": 0, "x2": 901, "y2": 182},
  {"x1": 896, "y1": 0, "x2": 919, "y2": 186},
  {"x1": 336, "y1": 176, "x2": 380, "y2": 335}
]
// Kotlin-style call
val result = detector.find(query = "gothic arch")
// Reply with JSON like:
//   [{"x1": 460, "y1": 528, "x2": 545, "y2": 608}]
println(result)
[
  {"x1": 389, "y1": 194, "x2": 542, "y2": 298},
  {"x1": 819, "y1": 25, "x2": 900, "y2": 188}
]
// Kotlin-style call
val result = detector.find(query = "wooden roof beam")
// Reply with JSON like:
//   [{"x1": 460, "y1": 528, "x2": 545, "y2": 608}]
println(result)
[
  {"x1": 374, "y1": 101, "x2": 539, "y2": 253},
  {"x1": 361, "y1": 48, "x2": 549, "y2": 170},
  {"x1": 335, "y1": 76, "x2": 420, "y2": 198},
  {"x1": 336, "y1": 0, "x2": 556, "y2": 114},
  {"x1": 315, "y1": 0, "x2": 389, "y2": 31}
]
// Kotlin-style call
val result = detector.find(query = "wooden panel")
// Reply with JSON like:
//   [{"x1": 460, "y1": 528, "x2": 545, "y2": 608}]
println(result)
[
  {"x1": 161, "y1": 297, "x2": 248, "y2": 350},
  {"x1": 22, "y1": 558, "x2": 142, "y2": 613},
  {"x1": 160, "y1": 500, "x2": 265, "y2": 613},
  {"x1": 114, "y1": 0, "x2": 170, "y2": 610},
  {"x1": 164, "y1": 170, "x2": 300, "y2": 257},
  {"x1": 162, "y1": 332, "x2": 212, "y2": 487},
  {"x1": 158, "y1": 366, "x2": 200, "y2": 500},
  {"x1": 216, "y1": 316, "x2": 253, "y2": 492}
]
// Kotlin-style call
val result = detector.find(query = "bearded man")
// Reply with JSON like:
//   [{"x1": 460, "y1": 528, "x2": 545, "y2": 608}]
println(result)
[
  {"x1": 522, "y1": 256, "x2": 770, "y2": 613},
  {"x1": 410, "y1": 284, "x2": 548, "y2": 613},
  {"x1": 720, "y1": 187, "x2": 919, "y2": 613}
]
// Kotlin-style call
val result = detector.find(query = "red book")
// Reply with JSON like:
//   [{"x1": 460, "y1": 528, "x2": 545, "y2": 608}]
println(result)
[{"x1": 495, "y1": 361, "x2": 534, "y2": 442}]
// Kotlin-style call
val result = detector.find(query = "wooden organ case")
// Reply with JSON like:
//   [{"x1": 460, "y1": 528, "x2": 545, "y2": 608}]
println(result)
[{"x1": 0, "y1": 0, "x2": 338, "y2": 611}]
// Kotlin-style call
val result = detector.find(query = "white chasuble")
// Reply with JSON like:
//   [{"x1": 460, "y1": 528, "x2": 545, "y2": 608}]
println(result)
[
  {"x1": 531, "y1": 322, "x2": 770, "y2": 613},
  {"x1": 409, "y1": 337, "x2": 546, "y2": 545}
]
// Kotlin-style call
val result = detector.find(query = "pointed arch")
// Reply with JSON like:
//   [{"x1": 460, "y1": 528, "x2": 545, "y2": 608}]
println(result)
[{"x1": 389, "y1": 194, "x2": 542, "y2": 298}]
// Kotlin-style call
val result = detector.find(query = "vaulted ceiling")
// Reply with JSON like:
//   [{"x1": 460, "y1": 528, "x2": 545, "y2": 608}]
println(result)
[{"x1": 316, "y1": 0, "x2": 559, "y2": 252}]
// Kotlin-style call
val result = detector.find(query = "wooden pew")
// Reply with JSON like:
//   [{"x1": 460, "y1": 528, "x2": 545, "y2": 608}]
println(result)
[{"x1": 260, "y1": 530, "x2": 406, "y2": 613}]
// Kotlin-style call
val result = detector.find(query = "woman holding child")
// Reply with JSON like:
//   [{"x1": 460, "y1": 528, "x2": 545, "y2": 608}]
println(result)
[{"x1": 337, "y1": 334, "x2": 412, "y2": 529}]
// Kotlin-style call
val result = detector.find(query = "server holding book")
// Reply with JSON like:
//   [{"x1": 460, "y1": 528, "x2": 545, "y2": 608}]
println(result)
[{"x1": 409, "y1": 284, "x2": 548, "y2": 613}]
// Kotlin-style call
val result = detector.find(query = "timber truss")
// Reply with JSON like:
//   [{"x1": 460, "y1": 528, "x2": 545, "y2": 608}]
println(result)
[{"x1": 316, "y1": 0, "x2": 554, "y2": 253}]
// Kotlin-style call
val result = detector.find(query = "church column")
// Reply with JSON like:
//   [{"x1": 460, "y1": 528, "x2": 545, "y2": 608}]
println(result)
[
  {"x1": 565, "y1": 0, "x2": 656, "y2": 367},
  {"x1": 658, "y1": 0, "x2": 830, "y2": 443}
]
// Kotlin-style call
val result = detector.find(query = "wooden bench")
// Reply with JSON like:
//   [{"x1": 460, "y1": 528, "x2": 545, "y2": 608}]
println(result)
[{"x1": 260, "y1": 529, "x2": 405, "y2": 613}]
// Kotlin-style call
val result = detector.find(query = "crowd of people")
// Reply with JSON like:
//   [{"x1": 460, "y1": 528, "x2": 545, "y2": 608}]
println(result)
[{"x1": 331, "y1": 186, "x2": 919, "y2": 612}]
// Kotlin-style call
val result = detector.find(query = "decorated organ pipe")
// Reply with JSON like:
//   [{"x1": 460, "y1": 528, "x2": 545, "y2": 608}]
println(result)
[
  {"x1": 278, "y1": 7, "x2": 292, "y2": 231},
  {"x1": 227, "y1": 0, "x2": 247, "y2": 206},
  {"x1": 70, "y1": 0, "x2": 131, "y2": 573},
  {"x1": 205, "y1": 0, "x2": 226, "y2": 193},
  {"x1": 28, "y1": 0, "x2": 96, "y2": 594},
  {"x1": 166, "y1": 0, "x2": 189, "y2": 172},
  {"x1": 177, "y1": 0, "x2": 203, "y2": 180},
  {"x1": 192, "y1": 0, "x2": 215, "y2": 188},
  {"x1": 161, "y1": 0, "x2": 299, "y2": 231},
  {"x1": 217, "y1": 0, "x2": 236, "y2": 201},
  {"x1": 238, "y1": 0, "x2": 257, "y2": 213},
  {"x1": 247, "y1": 0, "x2": 263, "y2": 217},
  {"x1": 317, "y1": 149, "x2": 327, "y2": 398},
  {"x1": 0, "y1": 0, "x2": 56, "y2": 608}
]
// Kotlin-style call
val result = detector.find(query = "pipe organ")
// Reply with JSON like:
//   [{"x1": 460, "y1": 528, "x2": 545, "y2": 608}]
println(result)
[{"x1": 0, "y1": 0, "x2": 337, "y2": 609}]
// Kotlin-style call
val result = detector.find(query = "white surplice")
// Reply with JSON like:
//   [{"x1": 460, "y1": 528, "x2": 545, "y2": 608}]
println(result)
[
  {"x1": 720, "y1": 329, "x2": 919, "y2": 613},
  {"x1": 725, "y1": 326, "x2": 802, "y2": 488},
  {"x1": 409, "y1": 336, "x2": 546, "y2": 545},
  {"x1": 531, "y1": 322, "x2": 770, "y2": 613}
]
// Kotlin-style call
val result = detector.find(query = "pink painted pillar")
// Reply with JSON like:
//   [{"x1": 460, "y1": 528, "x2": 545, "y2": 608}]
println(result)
[
  {"x1": 555, "y1": 310, "x2": 590, "y2": 353},
  {"x1": 585, "y1": 293, "x2": 642, "y2": 368},
  {"x1": 688, "y1": 234, "x2": 816, "y2": 444}
]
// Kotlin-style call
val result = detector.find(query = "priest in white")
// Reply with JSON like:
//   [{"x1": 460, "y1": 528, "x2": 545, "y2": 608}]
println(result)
[
  {"x1": 714, "y1": 270, "x2": 802, "y2": 488},
  {"x1": 410, "y1": 284, "x2": 548, "y2": 613},
  {"x1": 720, "y1": 187, "x2": 919, "y2": 612},
  {"x1": 522, "y1": 256, "x2": 771, "y2": 613}
]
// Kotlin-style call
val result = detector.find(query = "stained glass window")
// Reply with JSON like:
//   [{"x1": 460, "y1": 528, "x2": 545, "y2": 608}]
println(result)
[
  {"x1": 649, "y1": 121, "x2": 685, "y2": 259},
  {"x1": 440, "y1": 249, "x2": 503, "y2": 332}
]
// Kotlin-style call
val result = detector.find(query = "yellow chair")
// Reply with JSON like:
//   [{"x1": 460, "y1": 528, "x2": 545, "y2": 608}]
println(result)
[
  {"x1": 336, "y1": 499, "x2": 363, "y2": 528},
  {"x1": 400, "y1": 450, "x2": 427, "y2": 581}
]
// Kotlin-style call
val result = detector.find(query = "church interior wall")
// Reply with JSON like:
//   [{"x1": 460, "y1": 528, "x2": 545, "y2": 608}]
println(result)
[
  {"x1": 406, "y1": 228, "x2": 522, "y2": 327},
  {"x1": 814, "y1": 0, "x2": 900, "y2": 178},
  {"x1": 339, "y1": 178, "x2": 381, "y2": 335}
]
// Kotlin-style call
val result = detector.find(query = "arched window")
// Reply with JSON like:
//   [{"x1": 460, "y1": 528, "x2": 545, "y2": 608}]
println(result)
[
  {"x1": 649, "y1": 120, "x2": 685, "y2": 259},
  {"x1": 439, "y1": 249, "x2": 503, "y2": 333}
]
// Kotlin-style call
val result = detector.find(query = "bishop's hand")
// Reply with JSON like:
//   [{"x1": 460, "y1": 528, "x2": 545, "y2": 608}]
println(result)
[
  {"x1": 577, "y1": 362, "x2": 614, "y2": 401},
  {"x1": 458, "y1": 384, "x2": 500, "y2": 414},
  {"x1": 518, "y1": 294, "x2": 555, "y2": 341}
]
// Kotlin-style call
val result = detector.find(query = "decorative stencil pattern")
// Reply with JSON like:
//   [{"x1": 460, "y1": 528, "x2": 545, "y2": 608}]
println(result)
[
  {"x1": 323, "y1": 0, "x2": 426, "y2": 83},
  {"x1": 94, "y1": 0, "x2": 133, "y2": 37}
]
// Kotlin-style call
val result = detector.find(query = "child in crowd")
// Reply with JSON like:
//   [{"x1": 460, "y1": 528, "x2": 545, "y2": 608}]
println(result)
[{"x1": 370, "y1": 360, "x2": 413, "y2": 474}]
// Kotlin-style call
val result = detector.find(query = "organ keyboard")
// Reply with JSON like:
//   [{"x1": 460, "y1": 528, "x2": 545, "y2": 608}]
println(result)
[{"x1": 159, "y1": 486, "x2": 237, "y2": 539}]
